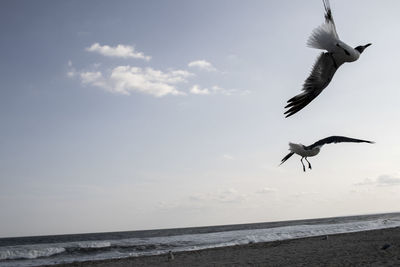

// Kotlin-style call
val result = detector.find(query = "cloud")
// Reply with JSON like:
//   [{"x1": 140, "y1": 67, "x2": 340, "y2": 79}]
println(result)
[
  {"x1": 69, "y1": 45, "x2": 249, "y2": 97},
  {"x1": 190, "y1": 85, "x2": 210, "y2": 95},
  {"x1": 86, "y1": 43, "x2": 151, "y2": 61},
  {"x1": 377, "y1": 175, "x2": 400, "y2": 186},
  {"x1": 354, "y1": 178, "x2": 375, "y2": 186},
  {"x1": 188, "y1": 60, "x2": 217, "y2": 72},
  {"x1": 189, "y1": 188, "x2": 247, "y2": 204},
  {"x1": 80, "y1": 71, "x2": 108, "y2": 90},
  {"x1": 156, "y1": 188, "x2": 247, "y2": 212},
  {"x1": 67, "y1": 71, "x2": 76, "y2": 78},
  {"x1": 189, "y1": 85, "x2": 247, "y2": 96},
  {"x1": 78, "y1": 66, "x2": 193, "y2": 97},
  {"x1": 109, "y1": 66, "x2": 191, "y2": 96},
  {"x1": 222, "y1": 154, "x2": 234, "y2": 160},
  {"x1": 256, "y1": 187, "x2": 277, "y2": 194},
  {"x1": 212, "y1": 86, "x2": 250, "y2": 96},
  {"x1": 214, "y1": 188, "x2": 246, "y2": 203},
  {"x1": 355, "y1": 175, "x2": 400, "y2": 187},
  {"x1": 67, "y1": 60, "x2": 77, "y2": 78},
  {"x1": 211, "y1": 85, "x2": 234, "y2": 96},
  {"x1": 291, "y1": 192, "x2": 317, "y2": 198}
]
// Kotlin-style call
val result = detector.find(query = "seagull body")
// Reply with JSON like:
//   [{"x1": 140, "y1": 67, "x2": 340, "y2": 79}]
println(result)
[
  {"x1": 284, "y1": 0, "x2": 371, "y2": 118},
  {"x1": 280, "y1": 136, "x2": 374, "y2": 172}
]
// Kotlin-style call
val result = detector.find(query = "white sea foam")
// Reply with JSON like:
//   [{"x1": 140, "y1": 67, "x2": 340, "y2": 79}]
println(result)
[
  {"x1": 77, "y1": 241, "x2": 111, "y2": 249},
  {"x1": 1, "y1": 214, "x2": 399, "y2": 267},
  {"x1": 0, "y1": 246, "x2": 65, "y2": 260},
  {"x1": 108, "y1": 217, "x2": 400, "y2": 253}
]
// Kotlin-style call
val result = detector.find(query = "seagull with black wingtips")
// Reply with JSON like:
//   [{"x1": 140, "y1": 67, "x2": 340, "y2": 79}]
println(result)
[
  {"x1": 280, "y1": 136, "x2": 374, "y2": 172},
  {"x1": 284, "y1": 0, "x2": 371, "y2": 118}
]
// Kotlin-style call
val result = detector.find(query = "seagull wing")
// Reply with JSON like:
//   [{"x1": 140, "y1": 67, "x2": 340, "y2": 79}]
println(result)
[
  {"x1": 280, "y1": 152, "x2": 294, "y2": 166},
  {"x1": 307, "y1": 0, "x2": 340, "y2": 51},
  {"x1": 307, "y1": 136, "x2": 374, "y2": 149},
  {"x1": 322, "y1": 0, "x2": 338, "y2": 38},
  {"x1": 284, "y1": 52, "x2": 342, "y2": 118}
]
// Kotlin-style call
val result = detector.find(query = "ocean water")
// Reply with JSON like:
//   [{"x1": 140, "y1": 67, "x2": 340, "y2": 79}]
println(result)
[{"x1": 1, "y1": 213, "x2": 400, "y2": 267}]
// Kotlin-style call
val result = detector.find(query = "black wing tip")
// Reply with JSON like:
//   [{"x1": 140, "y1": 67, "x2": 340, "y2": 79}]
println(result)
[
  {"x1": 284, "y1": 107, "x2": 300, "y2": 118},
  {"x1": 284, "y1": 111, "x2": 295, "y2": 118},
  {"x1": 280, "y1": 152, "x2": 294, "y2": 165},
  {"x1": 325, "y1": 10, "x2": 332, "y2": 21},
  {"x1": 284, "y1": 101, "x2": 309, "y2": 118},
  {"x1": 284, "y1": 96, "x2": 308, "y2": 117},
  {"x1": 323, "y1": 0, "x2": 334, "y2": 24}
]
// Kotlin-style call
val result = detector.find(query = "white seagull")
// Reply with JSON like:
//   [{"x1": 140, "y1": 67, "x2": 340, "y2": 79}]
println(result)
[
  {"x1": 284, "y1": 0, "x2": 371, "y2": 118},
  {"x1": 280, "y1": 136, "x2": 374, "y2": 172}
]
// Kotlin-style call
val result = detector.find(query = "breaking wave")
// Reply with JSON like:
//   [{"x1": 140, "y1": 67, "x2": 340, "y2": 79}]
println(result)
[{"x1": 1, "y1": 214, "x2": 400, "y2": 266}]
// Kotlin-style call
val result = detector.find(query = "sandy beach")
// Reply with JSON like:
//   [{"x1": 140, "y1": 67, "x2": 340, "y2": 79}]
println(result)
[{"x1": 47, "y1": 227, "x2": 400, "y2": 267}]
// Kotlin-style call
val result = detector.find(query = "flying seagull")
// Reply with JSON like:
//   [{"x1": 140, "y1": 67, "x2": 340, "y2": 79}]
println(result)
[
  {"x1": 284, "y1": 0, "x2": 371, "y2": 118},
  {"x1": 280, "y1": 136, "x2": 374, "y2": 172}
]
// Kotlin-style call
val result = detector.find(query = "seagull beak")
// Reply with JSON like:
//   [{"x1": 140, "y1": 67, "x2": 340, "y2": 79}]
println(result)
[{"x1": 364, "y1": 43, "x2": 372, "y2": 48}]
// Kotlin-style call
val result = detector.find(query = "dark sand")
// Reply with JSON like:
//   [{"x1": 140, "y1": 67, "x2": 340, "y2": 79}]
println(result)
[{"x1": 49, "y1": 227, "x2": 400, "y2": 266}]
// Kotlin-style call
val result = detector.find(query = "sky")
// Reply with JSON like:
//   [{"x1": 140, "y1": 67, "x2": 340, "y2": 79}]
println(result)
[{"x1": 1, "y1": 0, "x2": 400, "y2": 238}]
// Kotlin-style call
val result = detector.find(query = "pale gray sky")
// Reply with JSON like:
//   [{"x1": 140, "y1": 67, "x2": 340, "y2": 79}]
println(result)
[{"x1": 1, "y1": 0, "x2": 400, "y2": 237}]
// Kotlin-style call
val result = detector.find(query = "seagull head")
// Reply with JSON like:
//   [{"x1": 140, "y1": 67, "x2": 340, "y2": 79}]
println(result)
[{"x1": 354, "y1": 43, "x2": 372, "y2": 54}]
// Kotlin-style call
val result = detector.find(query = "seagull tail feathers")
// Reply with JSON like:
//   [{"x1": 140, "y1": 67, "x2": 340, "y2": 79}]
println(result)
[{"x1": 307, "y1": 23, "x2": 338, "y2": 51}]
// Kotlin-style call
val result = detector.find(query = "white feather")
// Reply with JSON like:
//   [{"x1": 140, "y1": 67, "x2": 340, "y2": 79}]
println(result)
[
  {"x1": 289, "y1": 143, "x2": 320, "y2": 157},
  {"x1": 307, "y1": 22, "x2": 339, "y2": 51}
]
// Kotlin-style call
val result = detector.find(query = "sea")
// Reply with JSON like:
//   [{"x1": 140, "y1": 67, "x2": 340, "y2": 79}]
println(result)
[{"x1": 1, "y1": 212, "x2": 400, "y2": 267}]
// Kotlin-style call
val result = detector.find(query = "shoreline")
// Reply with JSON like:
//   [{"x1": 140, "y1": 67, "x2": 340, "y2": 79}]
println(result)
[{"x1": 47, "y1": 227, "x2": 400, "y2": 266}]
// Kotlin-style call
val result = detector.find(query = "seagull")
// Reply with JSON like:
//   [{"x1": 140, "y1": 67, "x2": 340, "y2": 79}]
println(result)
[
  {"x1": 284, "y1": 0, "x2": 371, "y2": 118},
  {"x1": 280, "y1": 136, "x2": 374, "y2": 172}
]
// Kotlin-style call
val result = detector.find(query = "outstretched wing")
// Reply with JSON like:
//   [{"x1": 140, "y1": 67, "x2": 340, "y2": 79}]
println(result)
[
  {"x1": 307, "y1": 136, "x2": 374, "y2": 149},
  {"x1": 284, "y1": 52, "x2": 342, "y2": 118},
  {"x1": 322, "y1": 0, "x2": 338, "y2": 37},
  {"x1": 307, "y1": 0, "x2": 339, "y2": 51}
]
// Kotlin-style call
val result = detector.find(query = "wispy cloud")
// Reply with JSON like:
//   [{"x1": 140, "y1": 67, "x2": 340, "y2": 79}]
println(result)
[
  {"x1": 211, "y1": 85, "x2": 249, "y2": 96},
  {"x1": 189, "y1": 85, "x2": 247, "y2": 96},
  {"x1": 78, "y1": 66, "x2": 193, "y2": 97},
  {"x1": 190, "y1": 85, "x2": 210, "y2": 95},
  {"x1": 355, "y1": 175, "x2": 400, "y2": 187},
  {"x1": 86, "y1": 43, "x2": 151, "y2": 61},
  {"x1": 66, "y1": 60, "x2": 77, "y2": 78},
  {"x1": 291, "y1": 191, "x2": 318, "y2": 198},
  {"x1": 69, "y1": 45, "x2": 248, "y2": 97},
  {"x1": 256, "y1": 187, "x2": 277, "y2": 194},
  {"x1": 222, "y1": 154, "x2": 234, "y2": 160},
  {"x1": 214, "y1": 188, "x2": 246, "y2": 203},
  {"x1": 156, "y1": 188, "x2": 247, "y2": 212},
  {"x1": 188, "y1": 60, "x2": 217, "y2": 72},
  {"x1": 80, "y1": 71, "x2": 108, "y2": 90},
  {"x1": 188, "y1": 188, "x2": 247, "y2": 204}
]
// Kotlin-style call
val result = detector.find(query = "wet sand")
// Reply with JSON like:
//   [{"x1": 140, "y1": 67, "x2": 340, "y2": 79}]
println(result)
[{"x1": 49, "y1": 227, "x2": 400, "y2": 266}]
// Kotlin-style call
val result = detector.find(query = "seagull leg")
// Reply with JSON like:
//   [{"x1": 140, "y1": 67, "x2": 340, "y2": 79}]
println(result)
[
  {"x1": 305, "y1": 157, "x2": 312, "y2": 170},
  {"x1": 301, "y1": 157, "x2": 306, "y2": 172}
]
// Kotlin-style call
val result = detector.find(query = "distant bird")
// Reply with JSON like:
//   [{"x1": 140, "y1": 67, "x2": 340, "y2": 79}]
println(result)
[
  {"x1": 280, "y1": 136, "x2": 374, "y2": 172},
  {"x1": 284, "y1": 0, "x2": 371, "y2": 117},
  {"x1": 168, "y1": 251, "x2": 174, "y2": 261}
]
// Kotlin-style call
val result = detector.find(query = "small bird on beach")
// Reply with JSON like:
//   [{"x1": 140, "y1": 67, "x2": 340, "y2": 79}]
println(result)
[
  {"x1": 284, "y1": 0, "x2": 371, "y2": 117},
  {"x1": 168, "y1": 251, "x2": 174, "y2": 261},
  {"x1": 280, "y1": 136, "x2": 374, "y2": 172}
]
